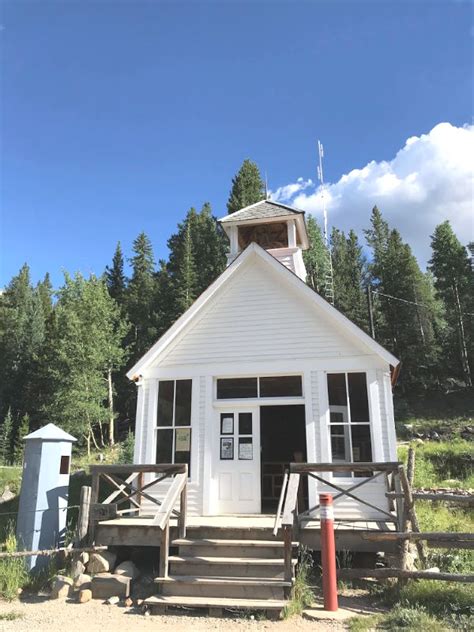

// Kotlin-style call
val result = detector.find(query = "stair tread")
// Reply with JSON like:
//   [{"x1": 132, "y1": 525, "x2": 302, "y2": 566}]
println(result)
[
  {"x1": 155, "y1": 575, "x2": 292, "y2": 586},
  {"x1": 145, "y1": 594, "x2": 287, "y2": 609},
  {"x1": 172, "y1": 538, "x2": 296, "y2": 547},
  {"x1": 169, "y1": 555, "x2": 297, "y2": 565}
]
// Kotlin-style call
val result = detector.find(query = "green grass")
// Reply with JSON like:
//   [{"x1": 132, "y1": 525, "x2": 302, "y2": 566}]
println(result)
[
  {"x1": 398, "y1": 440, "x2": 474, "y2": 489},
  {"x1": 283, "y1": 546, "x2": 315, "y2": 618},
  {"x1": 0, "y1": 612, "x2": 24, "y2": 621},
  {"x1": 0, "y1": 525, "x2": 29, "y2": 601}
]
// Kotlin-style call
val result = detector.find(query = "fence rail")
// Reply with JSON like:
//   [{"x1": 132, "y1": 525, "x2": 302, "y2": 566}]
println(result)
[{"x1": 89, "y1": 463, "x2": 188, "y2": 577}]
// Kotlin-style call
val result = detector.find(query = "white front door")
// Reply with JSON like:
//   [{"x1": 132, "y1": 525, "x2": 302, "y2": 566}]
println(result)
[{"x1": 212, "y1": 407, "x2": 261, "y2": 514}]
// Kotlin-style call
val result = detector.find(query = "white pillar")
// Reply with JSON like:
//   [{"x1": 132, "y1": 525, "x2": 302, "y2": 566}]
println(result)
[{"x1": 288, "y1": 220, "x2": 297, "y2": 248}]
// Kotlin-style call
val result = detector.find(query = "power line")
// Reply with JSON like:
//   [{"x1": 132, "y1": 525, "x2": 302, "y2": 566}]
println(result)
[{"x1": 371, "y1": 289, "x2": 474, "y2": 317}]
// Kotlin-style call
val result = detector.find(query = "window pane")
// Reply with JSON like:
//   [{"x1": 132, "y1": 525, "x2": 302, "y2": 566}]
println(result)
[
  {"x1": 351, "y1": 425, "x2": 372, "y2": 462},
  {"x1": 330, "y1": 411, "x2": 344, "y2": 424},
  {"x1": 157, "y1": 381, "x2": 174, "y2": 427},
  {"x1": 327, "y1": 374, "x2": 347, "y2": 406},
  {"x1": 156, "y1": 428, "x2": 173, "y2": 463},
  {"x1": 175, "y1": 429, "x2": 191, "y2": 471},
  {"x1": 175, "y1": 379, "x2": 192, "y2": 426},
  {"x1": 351, "y1": 424, "x2": 372, "y2": 477},
  {"x1": 259, "y1": 376, "x2": 302, "y2": 397},
  {"x1": 216, "y1": 378, "x2": 258, "y2": 399},
  {"x1": 348, "y1": 373, "x2": 370, "y2": 423},
  {"x1": 330, "y1": 425, "x2": 351, "y2": 462},
  {"x1": 239, "y1": 413, "x2": 252, "y2": 435}
]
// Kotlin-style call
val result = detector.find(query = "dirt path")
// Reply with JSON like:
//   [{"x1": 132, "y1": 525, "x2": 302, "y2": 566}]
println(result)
[{"x1": 0, "y1": 597, "x2": 349, "y2": 632}]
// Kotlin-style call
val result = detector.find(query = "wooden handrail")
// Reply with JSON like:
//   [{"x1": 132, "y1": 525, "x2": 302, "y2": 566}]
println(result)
[
  {"x1": 273, "y1": 470, "x2": 289, "y2": 536},
  {"x1": 90, "y1": 464, "x2": 186, "y2": 474},
  {"x1": 153, "y1": 472, "x2": 188, "y2": 529},
  {"x1": 290, "y1": 462, "x2": 400, "y2": 473}
]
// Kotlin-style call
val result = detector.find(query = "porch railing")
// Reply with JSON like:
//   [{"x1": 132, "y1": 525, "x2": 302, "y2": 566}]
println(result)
[
  {"x1": 89, "y1": 463, "x2": 188, "y2": 577},
  {"x1": 274, "y1": 461, "x2": 403, "y2": 582}
]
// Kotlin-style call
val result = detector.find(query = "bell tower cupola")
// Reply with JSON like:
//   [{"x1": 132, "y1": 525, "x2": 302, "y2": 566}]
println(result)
[{"x1": 219, "y1": 200, "x2": 309, "y2": 281}]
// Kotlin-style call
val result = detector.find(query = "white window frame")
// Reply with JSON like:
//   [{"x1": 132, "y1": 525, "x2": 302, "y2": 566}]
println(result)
[
  {"x1": 214, "y1": 373, "x2": 305, "y2": 403},
  {"x1": 327, "y1": 372, "x2": 374, "y2": 481},
  {"x1": 155, "y1": 378, "x2": 193, "y2": 476}
]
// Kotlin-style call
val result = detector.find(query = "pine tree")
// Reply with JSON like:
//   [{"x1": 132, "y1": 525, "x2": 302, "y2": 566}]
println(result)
[
  {"x1": 0, "y1": 408, "x2": 14, "y2": 466},
  {"x1": 167, "y1": 208, "x2": 199, "y2": 319},
  {"x1": 331, "y1": 228, "x2": 367, "y2": 329},
  {"x1": 13, "y1": 413, "x2": 29, "y2": 465},
  {"x1": 0, "y1": 264, "x2": 47, "y2": 422},
  {"x1": 429, "y1": 221, "x2": 473, "y2": 386},
  {"x1": 126, "y1": 233, "x2": 157, "y2": 361},
  {"x1": 194, "y1": 203, "x2": 227, "y2": 295},
  {"x1": 303, "y1": 215, "x2": 331, "y2": 299},
  {"x1": 106, "y1": 242, "x2": 127, "y2": 306},
  {"x1": 227, "y1": 159, "x2": 265, "y2": 215},
  {"x1": 365, "y1": 209, "x2": 443, "y2": 388},
  {"x1": 37, "y1": 273, "x2": 53, "y2": 321}
]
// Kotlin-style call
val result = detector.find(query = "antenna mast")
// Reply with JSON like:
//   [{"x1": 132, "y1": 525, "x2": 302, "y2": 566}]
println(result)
[{"x1": 317, "y1": 140, "x2": 335, "y2": 305}]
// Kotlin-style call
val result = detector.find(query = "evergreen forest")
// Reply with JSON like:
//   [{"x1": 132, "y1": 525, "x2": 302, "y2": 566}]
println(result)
[{"x1": 1, "y1": 159, "x2": 472, "y2": 457}]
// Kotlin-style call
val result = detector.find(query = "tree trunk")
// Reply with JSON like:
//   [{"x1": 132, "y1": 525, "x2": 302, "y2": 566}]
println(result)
[
  {"x1": 107, "y1": 368, "x2": 115, "y2": 446},
  {"x1": 86, "y1": 430, "x2": 91, "y2": 458},
  {"x1": 453, "y1": 281, "x2": 472, "y2": 386}
]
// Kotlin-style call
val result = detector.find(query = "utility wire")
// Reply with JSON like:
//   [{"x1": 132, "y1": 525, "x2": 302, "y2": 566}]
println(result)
[{"x1": 371, "y1": 289, "x2": 474, "y2": 317}]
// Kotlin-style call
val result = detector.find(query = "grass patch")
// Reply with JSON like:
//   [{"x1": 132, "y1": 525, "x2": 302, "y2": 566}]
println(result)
[
  {"x1": 349, "y1": 606, "x2": 451, "y2": 631},
  {"x1": 0, "y1": 524, "x2": 28, "y2": 601},
  {"x1": 0, "y1": 611, "x2": 24, "y2": 621},
  {"x1": 398, "y1": 440, "x2": 474, "y2": 489},
  {"x1": 283, "y1": 546, "x2": 314, "y2": 618}
]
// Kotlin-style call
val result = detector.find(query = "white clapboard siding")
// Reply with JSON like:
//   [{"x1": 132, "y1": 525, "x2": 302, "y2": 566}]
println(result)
[
  {"x1": 307, "y1": 477, "x2": 390, "y2": 521},
  {"x1": 140, "y1": 479, "x2": 201, "y2": 517},
  {"x1": 159, "y1": 262, "x2": 369, "y2": 367}
]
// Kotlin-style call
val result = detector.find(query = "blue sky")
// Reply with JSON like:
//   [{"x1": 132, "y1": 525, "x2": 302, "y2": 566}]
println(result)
[{"x1": 1, "y1": 0, "x2": 472, "y2": 287}]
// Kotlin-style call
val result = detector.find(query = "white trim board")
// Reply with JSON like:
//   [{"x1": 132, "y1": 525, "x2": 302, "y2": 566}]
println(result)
[{"x1": 127, "y1": 243, "x2": 399, "y2": 380}]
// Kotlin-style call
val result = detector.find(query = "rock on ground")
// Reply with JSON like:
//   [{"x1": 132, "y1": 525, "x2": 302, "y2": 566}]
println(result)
[
  {"x1": 88, "y1": 551, "x2": 117, "y2": 574},
  {"x1": 78, "y1": 589, "x2": 92, "y2": 603},
  {"x1": 50, "y1": 575, "x2": 74, "y2": 599},
  {"x1": 74, "y1": 573, "x2": 92, "y2": 590},
  {"x1": 114, "y1": 561, "x2": 140, "y2": 580},
  {"x1": 91, "y1": 573, "x2": 130, "y2": 600}
]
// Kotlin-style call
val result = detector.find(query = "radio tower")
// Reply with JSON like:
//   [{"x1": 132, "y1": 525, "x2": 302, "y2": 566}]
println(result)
[{"x1": 317, "y1": 140, "x2": 335, "y2": 305}]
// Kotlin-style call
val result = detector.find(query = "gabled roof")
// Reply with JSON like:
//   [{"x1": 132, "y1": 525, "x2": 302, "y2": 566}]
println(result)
[
  {"x1": 25, "y1": 423, "x2": 77, "y2": 442},
  {"x1": 219, "y1": 199, "x2": 304, "y2": 223},
  {"x1": 127, "y1": 243, "x2": 399, "y2": 379}
]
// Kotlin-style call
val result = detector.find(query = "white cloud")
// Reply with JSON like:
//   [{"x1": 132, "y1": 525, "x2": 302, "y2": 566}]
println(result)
[{"x1": 271, "y1": 123, "x2": 474, "y2": 267}]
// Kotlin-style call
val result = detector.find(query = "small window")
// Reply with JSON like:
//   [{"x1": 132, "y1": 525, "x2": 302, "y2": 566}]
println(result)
[
  {"x1": 260, "y1": 376, "x2": 302, "y2": 398},
  {"x1": 156, "y1": 379, "x2": 192, "y2": 471},
  {"x1": 217, "y1": 378, "x2": 258, "y2": 399},
  {"x1": 59, "y1": 455, "x2": 70, "y2": 475}
]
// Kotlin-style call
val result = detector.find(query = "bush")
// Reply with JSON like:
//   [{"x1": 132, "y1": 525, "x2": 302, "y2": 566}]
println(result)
[
  {"x1": 0, "y1": 524, "x2": 28, "y2": 600},
  {"x1": 119, "y1": 430, "x2": 135, "y2": 464},
  {"x1": 399, "y1": 580, "x2": 474, "y2": 618}
]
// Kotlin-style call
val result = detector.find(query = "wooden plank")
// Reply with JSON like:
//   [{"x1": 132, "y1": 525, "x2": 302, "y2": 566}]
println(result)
[
  {"x1": 153, "y1": 473, "x2": 188, "y2": 529},
  {"x1": 290, "y1": 462, "x2": 400, "y2": 473},
  {"x1": 144, "y1": 594, "x2": 286, "y2": 609},
  {"x1": 102, "y1": 472, "x2": 138, "y2": 505},
  {"x1": 159, "y1": 523, "x2": 170, "y2": 578},
  {"x1": 361, "y1": 532, "x2": 474, "y2": 545},
  {"x1": 338, "y1": 567, "x2": 474, "y2": 583},
  {"x1": 283, "y1": 526, "x2": 293, "y2": 583},
  {"x1": 89, "y1": 464, "x2": 186, "y2": 474},
  {"x1": 76, "y1": 486, "x2": 91, "y2": 546},
  {"x1": 281, "y1": 473, "x2": 300, "y2": 526},
  {"x1": 386, "y1": 492, "x2": 474, "y2": 506},
  {"x1": 178, "y1": 479, "x2": 187, "y2": 539}
]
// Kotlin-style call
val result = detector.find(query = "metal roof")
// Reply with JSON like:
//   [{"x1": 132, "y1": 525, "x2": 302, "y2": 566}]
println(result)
[{"x1": 24, "y1": 423, "x2": 77, "y2": 442}]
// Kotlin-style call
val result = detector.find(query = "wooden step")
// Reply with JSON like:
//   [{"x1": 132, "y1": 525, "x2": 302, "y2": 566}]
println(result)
[
  {"x1": 145, "y1": 594, "x2": 286, "y2": 613},
  {"x1": 172, "y1": 538, "x2": 296, "y2": 559},
  {"x1": 155, "y1": 575, "x2": 291, "y2": 599},
  {"x1": 169, "y1": 555, "x2": 296, "y2": 579}
]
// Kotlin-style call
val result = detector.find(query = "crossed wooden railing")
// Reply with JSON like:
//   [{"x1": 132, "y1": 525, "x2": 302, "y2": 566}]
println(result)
[
  {"x1": 274, "y1": 462, "x2": 402, "y2": 582},
  {"x1": 89, "y1": 463, "x2": 188, "y2": 577}
]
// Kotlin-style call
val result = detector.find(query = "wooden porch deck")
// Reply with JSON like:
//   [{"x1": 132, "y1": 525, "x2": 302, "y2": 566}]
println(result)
[{"x1": 95, "y1": 513, "x2": 398, "y2": 553}]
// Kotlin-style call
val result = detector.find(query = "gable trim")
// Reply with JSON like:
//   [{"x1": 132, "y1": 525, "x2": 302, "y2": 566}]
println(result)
[{"x1": 126, "y1": 243, "x2": 399, "y2": 379}]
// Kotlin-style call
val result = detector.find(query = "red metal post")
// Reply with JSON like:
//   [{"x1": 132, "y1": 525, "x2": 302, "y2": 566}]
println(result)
[{"x1": 320, "y1": 493, "x2": 338, "y2": 611}]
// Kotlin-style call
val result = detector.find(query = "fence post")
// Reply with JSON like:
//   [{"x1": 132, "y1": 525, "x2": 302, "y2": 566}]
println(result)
[
  {"x1": 320, "y1": 493, "x2": 338, "y2": 611},
  {"x1": 159, "y1": 523, "x2": 170, "y2": 578},
  {"x1": 89, "y1": 471, "x2": 100, "y2": 544}
]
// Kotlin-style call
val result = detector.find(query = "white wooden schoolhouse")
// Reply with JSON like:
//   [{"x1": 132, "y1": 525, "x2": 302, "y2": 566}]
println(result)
[{"x1": 126, "y1": 200, "x2": 400, "y2": 522}]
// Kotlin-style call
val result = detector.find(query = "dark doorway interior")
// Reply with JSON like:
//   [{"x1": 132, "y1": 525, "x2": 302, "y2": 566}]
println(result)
[{"x1": 260, "y1": 405, "x2": 307, "y2": 513}]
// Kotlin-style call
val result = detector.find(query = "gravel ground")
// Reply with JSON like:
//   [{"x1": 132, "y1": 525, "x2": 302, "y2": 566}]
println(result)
[{"x1": 0, "y1": 596, "x2": 349, "y2": 632}]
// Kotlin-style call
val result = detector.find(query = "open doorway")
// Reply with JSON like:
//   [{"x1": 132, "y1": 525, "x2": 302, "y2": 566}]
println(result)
[{"x1": 260, "y1": 405, "x2": 307, "y2": 513}]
